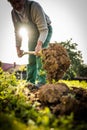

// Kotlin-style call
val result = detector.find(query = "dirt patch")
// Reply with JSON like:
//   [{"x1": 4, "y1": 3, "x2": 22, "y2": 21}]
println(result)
[
  {"x1": 37, "y1": 83, "x2": 87, "y2": 122},
  {"x1": 38, "y1": 83, "x2": 69, "y2": 104}
]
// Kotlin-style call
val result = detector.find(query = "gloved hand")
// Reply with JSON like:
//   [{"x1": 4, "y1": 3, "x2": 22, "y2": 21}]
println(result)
[{"x1": 16, "y1": 46, "x2": 24, "y2": 57}]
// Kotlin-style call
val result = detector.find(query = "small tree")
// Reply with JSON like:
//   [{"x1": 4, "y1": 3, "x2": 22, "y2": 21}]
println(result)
[
  {"x1": 60, "y1": 39, "x2": 84, "y2": 79},
  {"x1": 78, "y1": 64, "x2": 87, "y2": 77}
]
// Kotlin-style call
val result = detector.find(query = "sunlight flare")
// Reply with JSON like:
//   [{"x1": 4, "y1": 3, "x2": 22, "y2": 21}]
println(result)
[
  {"x1": 19, "y1": 27, "x2": 28, "y2": 41},
  {"x1": 19, "y1": 27, "x2": 28, "y2": 51}
]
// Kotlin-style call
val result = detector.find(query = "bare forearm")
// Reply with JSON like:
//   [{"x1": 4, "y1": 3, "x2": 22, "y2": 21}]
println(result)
[
  {"x1": 35, "y1": 40, "x2": 43, "y2": 53},
  {"x1": 38, "y1": 29, "x2": 48, "y2": 43}
]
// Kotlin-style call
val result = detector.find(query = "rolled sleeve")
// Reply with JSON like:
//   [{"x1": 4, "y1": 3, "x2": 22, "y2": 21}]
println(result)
[
  {"x1": 38, "y1": 29, "x2": 48, "y2": 43},
  {"x1": 31, "y1": 2, "x2": 48, "y2": 43}
]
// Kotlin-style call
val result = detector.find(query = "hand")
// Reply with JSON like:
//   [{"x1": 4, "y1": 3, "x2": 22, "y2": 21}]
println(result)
[
  {"x1": 16, "y1": 46, "x2": 24, "y2": 57},
  {"x1": 17, "y1": 49, "x2": 24, "y2": 57},
  {"x1": 35, "y1": 41, "x2": 42, "y2": 55}
]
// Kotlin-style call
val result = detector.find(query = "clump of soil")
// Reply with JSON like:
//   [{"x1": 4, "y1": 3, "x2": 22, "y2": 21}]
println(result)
[
  {"x1": 38, "y1": 83, "x2": 69, "y2": 104},
  {"x1": 42, "y1": 43, "x2": 70, "y2": 82},
  {"x1": 38, "y1": 83, "x2": 87, "y2": 121}
]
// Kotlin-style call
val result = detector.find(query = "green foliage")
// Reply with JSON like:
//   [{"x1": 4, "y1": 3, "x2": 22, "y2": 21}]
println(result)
[
  {"x1": 0, "y1": 67, "x2": 18, "y2": 89},
  {"x1": 78, "y1": 64, "x2": 87, "y2": 77},
  {"x1": 0, "y1": 68, "x2": 87, "y2": 130},
  {"x1": 59, "y1": 80, "x2": 87, "y2": 89},
  {"x1": 0, "y1": 113, "x2": 28, "y2": 130},
  {"x1": 59, "y1": 39, "x2": 84, "y2": 79}
]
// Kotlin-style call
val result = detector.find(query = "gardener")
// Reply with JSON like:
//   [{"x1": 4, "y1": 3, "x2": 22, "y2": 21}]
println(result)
[{"x1": 7, "y1": 0, "x2": 52, "y2": 87}]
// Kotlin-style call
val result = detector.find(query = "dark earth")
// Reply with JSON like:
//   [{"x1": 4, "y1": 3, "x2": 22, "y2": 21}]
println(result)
[
  {"x1": 41, "y1": 43, "x2": 70, "y2": 82},
  {"x1": 27, "y1": 83, "x2": 87, "y2": 122}
]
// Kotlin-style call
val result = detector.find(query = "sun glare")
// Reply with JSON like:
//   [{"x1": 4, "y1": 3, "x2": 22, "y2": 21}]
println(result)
[
  {"x1": 19, "y1": 27, "x2": 28, "y2": 40},
  {"x1": 19, "y1": 27, "x2": 28, "y2": 51}
]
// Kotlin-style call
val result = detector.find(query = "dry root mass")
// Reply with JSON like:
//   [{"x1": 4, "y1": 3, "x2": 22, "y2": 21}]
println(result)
[{"x1": 42, "y1": 43, "x2": 70, "y2": 82}]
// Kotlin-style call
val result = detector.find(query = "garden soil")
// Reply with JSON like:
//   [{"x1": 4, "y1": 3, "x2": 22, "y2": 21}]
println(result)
[
  {"x1": 27, "y1": 83, "x2": 87, "y2": 122},
  {"x1": 41, "y1": 43, "x2": 70, "y2": 82}
]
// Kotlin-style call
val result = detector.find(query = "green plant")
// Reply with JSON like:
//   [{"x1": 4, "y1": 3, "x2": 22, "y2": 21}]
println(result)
[
  {"x1": 59, "y1": 39, "x2": 84, "y2": 79},
  {"x1": 0, "y1": 68, "x2": 87, "y2": 130}
]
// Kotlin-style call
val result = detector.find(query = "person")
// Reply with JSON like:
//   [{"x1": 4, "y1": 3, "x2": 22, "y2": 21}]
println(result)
[{"x1": 7, "y1": 0, "x2": 52, "y2": 87}]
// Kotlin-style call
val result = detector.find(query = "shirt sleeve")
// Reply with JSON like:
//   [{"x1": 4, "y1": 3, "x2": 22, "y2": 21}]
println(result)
[{"x1": 31, "y1": 2, "x2": 48, "y2": 43}]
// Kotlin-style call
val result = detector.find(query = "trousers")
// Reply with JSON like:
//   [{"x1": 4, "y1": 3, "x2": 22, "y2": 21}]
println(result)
[{"x1": 27, "y1": 25, "x2": 52, "y2": 84}]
